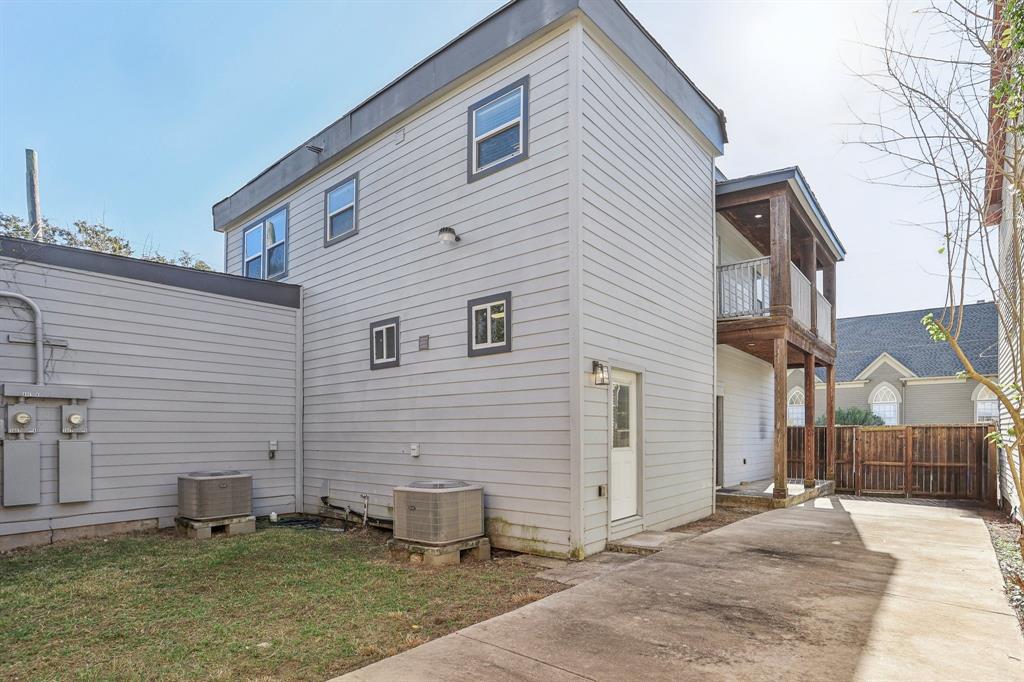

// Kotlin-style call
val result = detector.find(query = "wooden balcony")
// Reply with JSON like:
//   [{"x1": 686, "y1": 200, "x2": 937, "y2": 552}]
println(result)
[{"x1": 715, "y1": 167, "x2": 846, "y2": 502}]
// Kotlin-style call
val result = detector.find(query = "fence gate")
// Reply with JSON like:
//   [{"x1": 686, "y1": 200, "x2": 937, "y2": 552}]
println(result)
[{"x1": 786, "y1": 424, "x2": 996, "y2": 503}]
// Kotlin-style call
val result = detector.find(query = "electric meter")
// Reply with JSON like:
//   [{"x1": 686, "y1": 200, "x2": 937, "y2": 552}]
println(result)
[
  {"x1": 68, "y1": 413, "x2": 84, "y2": 426},
  {"x1": 14, "y1": 411, "x2": 31, "y2": 425}
]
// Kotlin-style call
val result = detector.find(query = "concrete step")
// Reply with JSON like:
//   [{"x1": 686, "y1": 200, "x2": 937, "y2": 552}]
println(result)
[{"x1": 606, "y1": 530, "x2": 698, "y2": 555}]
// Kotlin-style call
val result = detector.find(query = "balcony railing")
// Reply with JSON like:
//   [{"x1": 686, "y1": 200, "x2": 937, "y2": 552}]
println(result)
[
  {"x1": 790, "y1": 262, "x2": 812, "y2": 330},
  {"x1": 817, "y1": 292, "x2": 832, "y2": 345},
  {"x1": 718, "y1": 257, "x2": 770, "y2": 318}
]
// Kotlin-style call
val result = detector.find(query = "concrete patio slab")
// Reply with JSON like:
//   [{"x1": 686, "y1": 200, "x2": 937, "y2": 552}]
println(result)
[
  {"x1": 534, "y1": 550, "x2": 641, "y2": 586},
  {"x1": 337, "y1": 497, "x2": 1024, "y2": 681},
  {"x1": 606, "y1": 529, "x2": 698, "y2": 555}
]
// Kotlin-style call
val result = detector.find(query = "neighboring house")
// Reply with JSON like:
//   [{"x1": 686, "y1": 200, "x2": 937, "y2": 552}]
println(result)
[
  {"x1": 786, "y1": 302, "x2": 999, "y2": 426},
  {"x1": 1, "y1": 0, "x2": 845, "y2": 555}
]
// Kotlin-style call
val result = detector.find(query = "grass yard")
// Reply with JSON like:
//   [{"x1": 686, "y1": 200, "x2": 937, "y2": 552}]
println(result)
[{"x1": 0, "y1": 524, "x2": 563, "y2": 680}]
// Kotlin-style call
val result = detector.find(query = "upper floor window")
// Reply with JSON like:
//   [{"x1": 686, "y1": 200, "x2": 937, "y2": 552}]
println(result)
[
  {"x1": 468, "y1": 77, "x2": 529, "y2": 181},
  {"x1": 787, "y1": 389, "x2": 805, "y2": 426},
  {"x1": 468, "y1": 291, "x2": 512, "y2": 356},
  {"x1": 243, "y1": 206, "x2": 287, "y2": 279},
  {"x1": 325, "y1": 174, "x2": 358, "y2": 246},
  {"x1": 370, "y1": 317, "x2": 399, "y2": 370},
  {"x1": 869, "y1": 383, "x2": 900, "y2": 425},
  {"x1": 974, "y1": 385, "x2": 999, "y2": 423}
]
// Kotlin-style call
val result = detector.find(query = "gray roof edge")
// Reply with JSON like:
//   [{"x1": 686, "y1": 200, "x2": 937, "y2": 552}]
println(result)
[
  {"x1": 212, "y1": 0, "x2": 727, "y2": 232},
  {"x1": 0, "y1": 237, "x2": 301, "y2": 309},
  {"x1": 715, "y1": 166, "x2": 846, "y2": 261}
]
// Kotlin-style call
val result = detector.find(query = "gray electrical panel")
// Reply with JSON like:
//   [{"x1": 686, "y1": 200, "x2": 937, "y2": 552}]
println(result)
[
  {"x1": 2, "y1": 440, "x2": 41, "y2": 506},
  {"x1": 5, "y1": 404, "x2": 37, "y2": 434},
  {"x1": 59, "y1": 440, "x2": 93, "y2": 503},
  {"x1": 61, "y1": 404, "x2": 88, "y2": 434}
]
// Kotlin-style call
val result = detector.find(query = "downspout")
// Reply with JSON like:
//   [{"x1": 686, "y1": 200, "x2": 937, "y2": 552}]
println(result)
[{"x1": 1, "y1": 291, "x2": 44, "y2": 386}]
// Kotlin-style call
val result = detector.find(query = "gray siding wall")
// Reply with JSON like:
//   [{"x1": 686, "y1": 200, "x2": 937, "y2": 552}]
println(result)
[
  {"x1": 0, "y1": 258, "x2": 299, "y2": 539},
  {"x1": 224, "y1": 27, "x2": 575, "y2": 556},
  {"x1": 998, "y1": 182, "x2": 1021, "y2": 516},
  {"x1": 578, "y1": 25, "x2": 716, "y2": 552},
  {"x1": 787, "y1": 367, "x2": 990, "y2": 425}
]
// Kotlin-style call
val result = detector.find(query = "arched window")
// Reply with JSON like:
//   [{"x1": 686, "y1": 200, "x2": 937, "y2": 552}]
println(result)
[
  {"x1": 787, "y1": 388, "x2": 805, "y2": 426},
  {"x1": 869, "y1": 383, "x2": 901, "y2": 425},
  {"x1": 973, "y1": 385, "x2": 998, "y2": 423}
]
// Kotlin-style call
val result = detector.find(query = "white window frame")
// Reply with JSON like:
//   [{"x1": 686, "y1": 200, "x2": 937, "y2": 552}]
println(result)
[
  {"x1": 973, "y1": 384, "x2": 999, "y2": 423},
  {"x1": 369, "y1": 316, "x2": 399, "y2": 370},
  {"x1": 787, "y1": 388, "x2": 805, "y2": 426},
  {"x1": 467, "y1": 291, "x2": 512, "y2": 356},
  {"x1": 869, "y1": 382, "x2": 901, "y2": 425},
  {"x1": 324, "y1": 174, "x2": 358, "y2": 247},
  {"x1": 468, "y1": 77, "x2": 529, "y2": 181},
  {"x1": 241, "y1": 205, "x2": 288, "y2": 281}
]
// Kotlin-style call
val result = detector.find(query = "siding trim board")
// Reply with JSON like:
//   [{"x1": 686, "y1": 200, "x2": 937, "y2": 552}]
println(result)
[{"x1": 1, "y1": 237, "x2": 301, "y2": 309}]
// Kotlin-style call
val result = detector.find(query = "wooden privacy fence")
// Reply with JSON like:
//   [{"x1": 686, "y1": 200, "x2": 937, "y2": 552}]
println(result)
[{"x1": 787, "y1": 424, "x2": 998, "y2": 505}]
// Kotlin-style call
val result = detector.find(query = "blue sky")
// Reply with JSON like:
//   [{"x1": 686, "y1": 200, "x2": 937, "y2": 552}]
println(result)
[{"x1": 1, "y1": 0, "x2": 960, "y2": 316}]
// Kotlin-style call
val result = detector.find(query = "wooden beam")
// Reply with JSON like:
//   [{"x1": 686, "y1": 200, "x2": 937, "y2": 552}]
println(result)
[
  {"x1": 773, "y1": 337, "x2": 789, "y2": 500},
  {"x1": 826, "y1": 364, "x2": 836, "y2": 481},
  {"x1": 715, "y1": 183, "x2": 787, "y2": 211},
  {"x1": 769, "y1": 194, "x2": 791, "y2": 317},
  {"x1": 804, "y1": 353, "x2": 816, "y2": 489}
]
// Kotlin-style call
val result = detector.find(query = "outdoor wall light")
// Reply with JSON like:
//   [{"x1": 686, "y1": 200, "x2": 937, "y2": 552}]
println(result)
[
  {"x1": 592, "y1": 360, "x2": 610, "y2": 386},
  {"x1": 438, "y1": 227, "x2": 461, "y2": 245},
  {"x1": 754, "y1": 213, "x2": 763, "y2": 219}
]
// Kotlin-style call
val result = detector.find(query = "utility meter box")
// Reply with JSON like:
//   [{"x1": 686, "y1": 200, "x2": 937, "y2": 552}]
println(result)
[
  {"x1": 5, "y1": 404, "x2": 37, "y2": 434},
  {"x1": 2, "y1": 440, "x2": 41, "y2": 506},
  {"x1": 61, "y1": 405, "x2": 88, "y2": 434},
  {"x1": 59, "y1": 440, "x2": 93, "y2": 503}
]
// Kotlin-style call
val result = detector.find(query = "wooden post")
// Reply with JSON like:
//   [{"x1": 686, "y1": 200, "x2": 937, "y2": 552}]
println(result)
[
  {"x1": 826, "y1": 364, "x2": 836, "y2": 481},
  {"x1": 985, "y1": 425, "x2": 998, "y2": 508},
  {"x1": 773, "y1": 337, "x2": 789, "y2": 499},
  {"x1": 904, "y1": 426, "x2": 914, "y2": 498},
  {"x1": 25, "y1": 149, "x2": 42, "y2": 240},
  {"x1": 804, "y1": 353, "x2": 816, "y2": 488},
  {"x1": 769, "y1": 194, "x2": 791, "y2": 318}
]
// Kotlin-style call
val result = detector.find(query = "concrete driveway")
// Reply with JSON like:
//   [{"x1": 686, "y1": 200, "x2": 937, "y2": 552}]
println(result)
[{"x1": 339, "y1": 497, "x2": 1023, "y2": 681}]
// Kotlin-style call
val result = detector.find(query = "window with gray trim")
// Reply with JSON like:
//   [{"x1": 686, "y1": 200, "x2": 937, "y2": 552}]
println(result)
[
  {"x1": 325, "y1": 174, "x2": 358, "y2": 246},
  {"x1": 467, "y1": 292, "x2": 511, "y2": 356},
  {"x1": 467, "y1": 77, "x2": 529, "y2": 181},
  {"x1": 242, "y1": 206, "x2": 288, "y2": 280},
  {"x1": 370, "y1": 316, "x2": 399, "y2": 369}
]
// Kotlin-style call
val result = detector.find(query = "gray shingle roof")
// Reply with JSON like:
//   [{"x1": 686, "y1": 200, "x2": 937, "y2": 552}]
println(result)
[{"x1": 832, "y1": 302, "x2": 998, "y2": 382}]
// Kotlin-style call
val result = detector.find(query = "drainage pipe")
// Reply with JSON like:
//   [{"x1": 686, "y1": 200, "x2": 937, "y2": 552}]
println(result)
[{"x1": 0, "y1": 291, "x2": 44, "y2": 386}]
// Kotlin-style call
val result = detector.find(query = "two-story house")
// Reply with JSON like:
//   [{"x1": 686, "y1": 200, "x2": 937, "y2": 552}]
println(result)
[{"x1": 211, "y1": 0, "x2": 844, "y2": 557}]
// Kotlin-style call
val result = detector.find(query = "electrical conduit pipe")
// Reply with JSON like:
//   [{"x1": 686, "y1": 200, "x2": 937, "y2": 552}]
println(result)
[{"x1": 0, "y1": 291, "x2": 45, "y2": 386}]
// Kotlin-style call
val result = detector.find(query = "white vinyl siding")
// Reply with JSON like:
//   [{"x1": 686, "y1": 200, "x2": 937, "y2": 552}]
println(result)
[
  {"x1": 716, "y1": 346, "x2": 774, "y2": 486},
  {"x1": 579, "y1": 26, "x2": 716, "y2": 552},
  {"x1": 223, "y1": 27, "x2": 574, "y2": 556},
  {"x1": 0, "y1": 258, "x2": 299, "y2": 540}
]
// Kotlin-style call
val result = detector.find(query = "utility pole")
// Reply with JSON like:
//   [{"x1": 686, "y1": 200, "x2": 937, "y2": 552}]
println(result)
[{"x1": 25, "y1": 149, "x2": 42, "y2": 240}]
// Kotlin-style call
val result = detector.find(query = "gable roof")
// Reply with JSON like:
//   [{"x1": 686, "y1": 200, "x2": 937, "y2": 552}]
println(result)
[
  {"x1": 212, "y1": 0, "x2": 728, "y2": 232},
  {"x1": 833, "y1": 302, "x2": 998, "y2": 382}
]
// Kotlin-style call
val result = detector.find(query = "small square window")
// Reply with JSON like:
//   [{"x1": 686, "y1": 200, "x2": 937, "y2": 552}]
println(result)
[
  {"x1": 467, "y1": 292, "x2": 512, "y2": 356},
  {"x1": 467, "y1": 77, "x2": 529, "y2": 182},
  {"x1": 242, "y1": 206, "x2": 287, "y2": 280},
  {"x1": 325, "y1": 174, "x2": 358, "y2": 247},
  {"x1": 370, "y1": 317, "x2": 399, "y2": 370}
]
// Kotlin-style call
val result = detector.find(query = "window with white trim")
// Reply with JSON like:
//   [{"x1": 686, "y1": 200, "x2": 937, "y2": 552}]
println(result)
[
  {"x1": 870, "y1": 384, "x2": 900, "y2": 425},
  {"x1": 370, "y1": 317, "x2": 399, "y2": 370},
  {"x1": 468, "y1": 78, "x2": 529, "y2": 180},
  {"x1": 787, "y1": 389, "x2": 805, "y2": 426},
  {"x1": 974, "y1": 385, "x2": 998, "y2": 423},
  {"x1": 467, "y1": 291, "x2": 511, "y2": 356},
  {"x1": 325, "y1": 175, "x2": 358, "y2": 246},
  {"x1": 242, "y1": 206, "x2": 287, "y2": 279}
]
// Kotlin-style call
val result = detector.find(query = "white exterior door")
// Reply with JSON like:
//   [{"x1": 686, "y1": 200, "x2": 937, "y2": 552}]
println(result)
[{"x1": 610, "y1": 369, "x2": 638, "y2": 521}]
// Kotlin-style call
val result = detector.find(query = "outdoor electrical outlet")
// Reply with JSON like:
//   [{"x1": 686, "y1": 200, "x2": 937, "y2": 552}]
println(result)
[
  {"x1": 410, "y1": 443, "x2": 419, "y2": 458},
  {"x1": 269, "y1": 440, "x2": 278, "y2": 459}
]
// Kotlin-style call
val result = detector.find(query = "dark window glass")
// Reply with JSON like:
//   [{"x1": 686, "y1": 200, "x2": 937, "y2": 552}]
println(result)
[
  {"x1": 385, "y1": 326, "x2": 396, "y2": 360},
  {"x1": 330, "y1": 207, "x2": 355, "y2": 239},
  {"x1": 490, "y1": 303, "x2": 505, "y2": 343},
  {"x1": 477, "y1": 125, "x2": 520, "y2": 168},
  {"x1": 245, "y1": 257, "x2": 262, "y2": 279},
  {"x1": 474, "y1": 307, "x2": 488, "y2": 345},
  {"x1": 613, "y1": 384, "x2": 631, "y2": 448},
  {"x1": 475, "y1": 89, "x2": 521, "y2": 136},
  {"x1": 266, "y1": 243, "x2": 286, "y2": 278}
]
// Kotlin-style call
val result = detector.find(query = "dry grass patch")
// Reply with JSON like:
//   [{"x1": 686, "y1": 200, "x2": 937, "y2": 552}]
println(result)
[{"x1": 0, "y1": 525, "x2": 562, "y2": 680}]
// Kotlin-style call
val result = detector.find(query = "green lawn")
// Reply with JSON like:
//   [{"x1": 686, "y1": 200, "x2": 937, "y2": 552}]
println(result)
[{"x1": 0, "y1": 525, "x2": 562, "y2": 680}]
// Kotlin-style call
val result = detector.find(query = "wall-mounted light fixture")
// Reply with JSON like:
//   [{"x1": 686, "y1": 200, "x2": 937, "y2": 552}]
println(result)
[
  {"x1": 592, "y1": 360, "x2": 610, "y2": 386},
  {"x1": 753, "y1": 213, "x2": 763, "y2": 219},
  {"x1": 438, "y1": 226, "x2": 460, "y2": 245}
]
